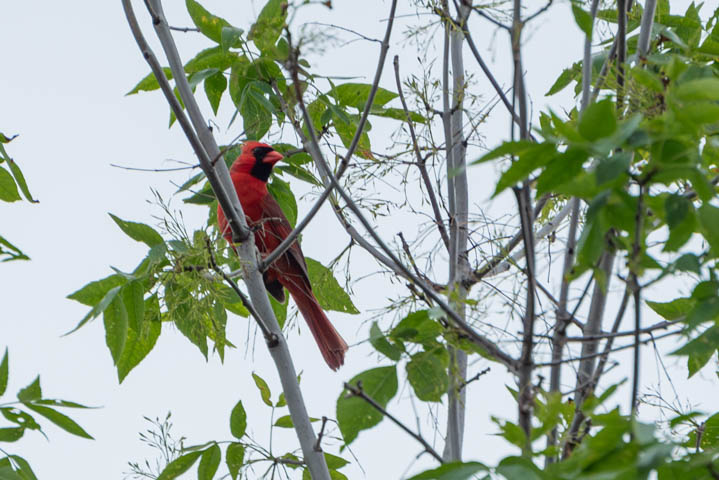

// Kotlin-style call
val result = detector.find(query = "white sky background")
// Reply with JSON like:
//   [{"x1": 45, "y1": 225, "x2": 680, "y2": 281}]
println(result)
[{"x1": 1, "y1": 0, "x2": 717, "y2": 479}]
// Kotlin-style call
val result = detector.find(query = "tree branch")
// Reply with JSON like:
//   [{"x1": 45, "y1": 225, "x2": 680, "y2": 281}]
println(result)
[
  {"x1": 344, "y1": 382, "x2": 443, "y2": 463},
  {"x1": 126, "y1": 2, "x2": 330, "y2": 478}
]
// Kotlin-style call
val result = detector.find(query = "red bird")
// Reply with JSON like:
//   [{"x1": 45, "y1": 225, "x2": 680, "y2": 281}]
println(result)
[{"x1": 217, "y1": 141, "x2": 348, "y2": 370}]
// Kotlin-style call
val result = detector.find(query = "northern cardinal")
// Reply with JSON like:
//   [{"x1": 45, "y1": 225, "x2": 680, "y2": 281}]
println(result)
[{"x1": 217, "y1": 141, "x2": 348, "y2": 370}]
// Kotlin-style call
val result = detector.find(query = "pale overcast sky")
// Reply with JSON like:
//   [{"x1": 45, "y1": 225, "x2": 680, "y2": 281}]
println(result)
[{"x1": 2, "y1": 1, "x2": 715, "y2": 479}]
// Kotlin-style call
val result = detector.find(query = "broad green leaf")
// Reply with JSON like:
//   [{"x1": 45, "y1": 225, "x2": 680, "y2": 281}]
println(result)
[
  {"x1": 116, "y1": 295, "x2": 162, "y2": 383},
  {"x1": 579, "y1": 99, "x2": 616, "y2": 141},
  {"x1": 230, "y1": 399, "x2": 247, "y2": 438},
  {"x1": 305, "y1": 258, "x2": 359, "y2": 314},
  {"x1": 572, "y1": 3, "x2": 593, "y2": 36},
  {"x1": 0, "y1": 168, "x2": 21, "y2": 202},
  {"x1": 535, "y1": 147, "x2": 587, "y2": 196},
  {"x1": 226, "y1": 442, "x2": 245, "y2": 480},
  {"x1": 408, "y1": 462, "x2": 488, "y2": 480},
  {"x1": 1, "y1": 408, "x2": 40, "y2": 431},
  {"x1": 184, "y1": 47, "x2": 236, "y2": 74},
  {"x1": 126, "y1": 67, "x2": 173, "y2": 95},
  {"x1": 596, "y1": 152, "x2": 631, "y2": 185},
  {"x1": 369, "y1": 322, "x2": 402, "y2": 361},
  {"x1": 337, "y1": 366, "x2": 398, "y2": 445},
  {"x1": 665, "y1": 194, "x2": 690, "y2": 229},
  {"x1": 67, "y1": 274, "x2": 126, "y2": 307},
  {"x1": 0, "y1": 427, "x2": 24, "y2": 443},
  {"x1": 646, "y1": 297, "x2": 693, "y2": 320},
  {"x1": 239, "y1": 82, "x2": 273, "y2": 139},
  {"x1": 406, "y1": 348, "x2": 449, "y2": 402},
  {"x1": 698, "y1": 204, "x2": 719, "y2": 256},
  {"x1": 17, "y1": 377, "x2": 41, "y2": 402},
  {"x1": 252, "y1": 373, "x2": 272, "y2": 406},
  {"x1": 249, "y1": 0, "x2": 287, "y2": 53},
  {"x1": 221, "y1": 26, "x2": 245, "y2": 51},
  {"x1": 6, "y1": 160, "x2": 35, "y2": 203},
  {"x1": 494, "y1": 143, "x2": 559, "y2": 196},
  {"x1": 390, "y1": 310, "x2": 442, "y2": 346},
  {"x1": 109, "y1": 214, "x2": 164, "y2": 248},
  {"x1": 204, "y1": 71, "x2": 227, "y2": 115},
  {"x1": 268, "y1": 177, "x2": 297, "y2": 227},
  {"x1": 0, "y1": 349, "x2": 7, "y2": 397},
  {"x1": 24, "y1": 404, "x2": 93, "y2": 439},
  {"x1": 324, "y1": 453, "x2": 349, "y2": 470},
  {"x1": 0, "y1": 455, "x2": 37, "y2": 480},
  {"x1": 0, "y1": 465, "x2": 23, "y2": 480},
  {"x1": 676, "y1": 77, "x2": 719, "y2": 101},
  {"x1": 186, "y1": 0, "x2": 240, "y2": 46},
  {"x1": 103, "y1": 294, "x2": 128, "y2": 365},
  {"x1": 198, "y1": 444, "x2": 221, "y2": 480},
  {"x1": 671, "y1": 326, "x2": 719, "y2": 378},
  {"x1": 157, "y1": 451, "x2": 203, "y2": 480},
  {"x1": 328, "y1": 83, "x2": 397, "y2": 110},
  {"x1": 122, "y1": 281, "x2": 145, "y2": 332},
  {"x1": 497, "y1": 456, "x2": 545, "y2": 480}
]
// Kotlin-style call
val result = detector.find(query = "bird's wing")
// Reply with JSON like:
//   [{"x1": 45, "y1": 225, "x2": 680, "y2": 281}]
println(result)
[{"x1": 258, "y1": 192, "x2": 310, "y2": 280}]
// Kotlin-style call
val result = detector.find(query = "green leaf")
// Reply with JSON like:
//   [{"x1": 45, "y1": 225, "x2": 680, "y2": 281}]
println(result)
[
  {"x1": 17, "y1": 377, "x2": 41, "y2": 402},
  {"x1": 239, "y1": 82, "x2": 273, "y2": 140},
  {"x1": 249, "y1": 0, "x2": 287, "y2": 53},
  {"x1": 226, "y1": 442, "x2": 245, "y2": 480},
  {"x1": 251, "y1": 373, "x2": 272, "y2": 406},
  {"x1": 646, "y1": 297, "x2": 693, "y2": 320},
  {"x1": 406, "y1": 348, "x2": 449, "y2": 402},
  {"x1": 116, "y1": 295, "x2": 162, "y2": 383},
  {"x1": 0, "y1": 349, "x2": 7, "y2": 397},
  {"x1": 109, "y1": 214, "x2": 164, "y2": 248},
  {"x1": 546, "y1": 64, "x2": 580, "y2": 96},
  {"x1": 328, "y1": 83, "x2": 397, "y2": 110},
  {"x1": 698, "y1": 204, "x2": 719, "y2": 256},
  {"x1": 185, "y1": 47, "x2": 236, "y2": 74},
  {"x1": 157, "y1": 451, "x2": 203, "y2": 480},
  {"x1": 126, "y1": 67, "x2": 173, "y2": 95},
  {"x1": 596, "y1": 152, "x2": 631, "y2": 185},
  {"x1": 0, "y1": 465, "x2": 23, "y2": 480},
  {"x1": 67, "y1": 274, "x2": 126, "y2": 307},
  {"x1": 198, "y1": 444, "x2": 221, "y2": 480},
  {"x1": 572, "y1": 2, "x2": 593, "y2": 36},
  {"x1": 0, "y1": 427, "x2": 24, "y2": 443},
  {"x1": 0, "y1": 455, "x2": 37, "y2": 480},
  {"x1": 665, "y1": 194, "x2": 690, "y2": 228},
  {"x1": 676, "y1": 77, "x2": 719, "y2": 101},
  {"x1": 337, "y1": 366, "x2": 398, "y2": 445},
  {"x1": 579, "y1": 99, "x2": 616, "y2": 141},
  {"x1": 24, "y1": 404, "x2": 93, "y2": 439},
  {"x1": 221, "y1": 26, "x2": 245, "y2": 51},
  {"x1": 494, "y1": 143, "x2": 559, "y2": 196},
  {"x1": 0, "y1": 234, "x2": 29, "y2": 262},
  {"x1": 671, "y1": 325, "x2": 719, "y2": 378},
  {"x1": 204, "y1": 71, "x2": 227, "y2": 115},
  {"x1": 390, "y1": 310, "x2": 442, "y2": 346},
  {"x1": 497, "y1": 456, "x2": 545, "y2": 480},
  {"x1": 267, "y1": 177, "x2": 297, "y2": 228},
  {"x1": 0, "y1": 168, "x2": 21, "y2": 202},
  {"x1": 274, "y1": 415, "x2": 320, "y2": 428},
  {"x1": 230, "y1": 399, "x2": 247, "y2": 438},
  {"x1": 103, "y1": 294, "x2": 128, "y2": 365},
  {"x1": 186, "y1": 0, "x2": 239, "y2": 46},
  {"x1": 305, "y1": 257, "x2": 359, "y2": 314},
  {"x1": 407, "y1": 462, "x2": 488, "y2": 480},
  {"x1": 6, "y1": 160, "x2": 35, "y2": 203},
  {"x1": 369, "y1": 322, "x2": 402, "y2": 361},
  {"x1": 535, "y1": 147, "x2": 587, "y2": 196}
]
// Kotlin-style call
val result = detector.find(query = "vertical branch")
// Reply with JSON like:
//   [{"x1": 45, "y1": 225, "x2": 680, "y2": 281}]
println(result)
[
  {"x1": 616, "y1": 0, "x2": 627, "y2": 110},
  {"x1": 629, "y1": 184, "x2": 646, "y2": 417},
  {"x1": 443, "y1": 0, "x2": 471, "y2": 462},
  {"x1": 637, "y1": 0, "x2": 658, "y2": 58},
  {"x1": 128, "y1": 2, "x2": 331, "y2": 478},
  {"x1": 545, "y1": 197, "x2": 580, "y2": 463},
  {"x1": 510, "y1": 0, "x2": 536, "y2": 456}
]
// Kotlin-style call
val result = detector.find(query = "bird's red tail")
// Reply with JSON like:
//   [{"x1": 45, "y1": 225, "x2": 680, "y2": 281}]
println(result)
[{"x1": 286, "y1": 283, "x2": 347, "y2": 370}]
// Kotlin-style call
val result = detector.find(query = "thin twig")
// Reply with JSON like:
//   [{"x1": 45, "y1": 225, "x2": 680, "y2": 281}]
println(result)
[
  {"x1": 393, "y1": 55, "x2": 450, "y2": 250},
  {"x1": 344, "y1": 382, "x2": 443, "y2": 463}
]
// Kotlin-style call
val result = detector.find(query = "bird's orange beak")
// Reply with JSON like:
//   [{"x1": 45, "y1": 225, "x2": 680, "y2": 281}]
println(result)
[{"x1": 265, "y1": 150, "x2": 284, "y2": 164}]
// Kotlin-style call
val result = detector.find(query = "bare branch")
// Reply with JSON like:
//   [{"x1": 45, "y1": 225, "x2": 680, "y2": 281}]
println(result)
[
  {"x1": 344, "y1": 382, "x2": 443, "y2": 463},
  {"x1": 393, "y1": 55, "x2": 450, "y2": 250}
]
